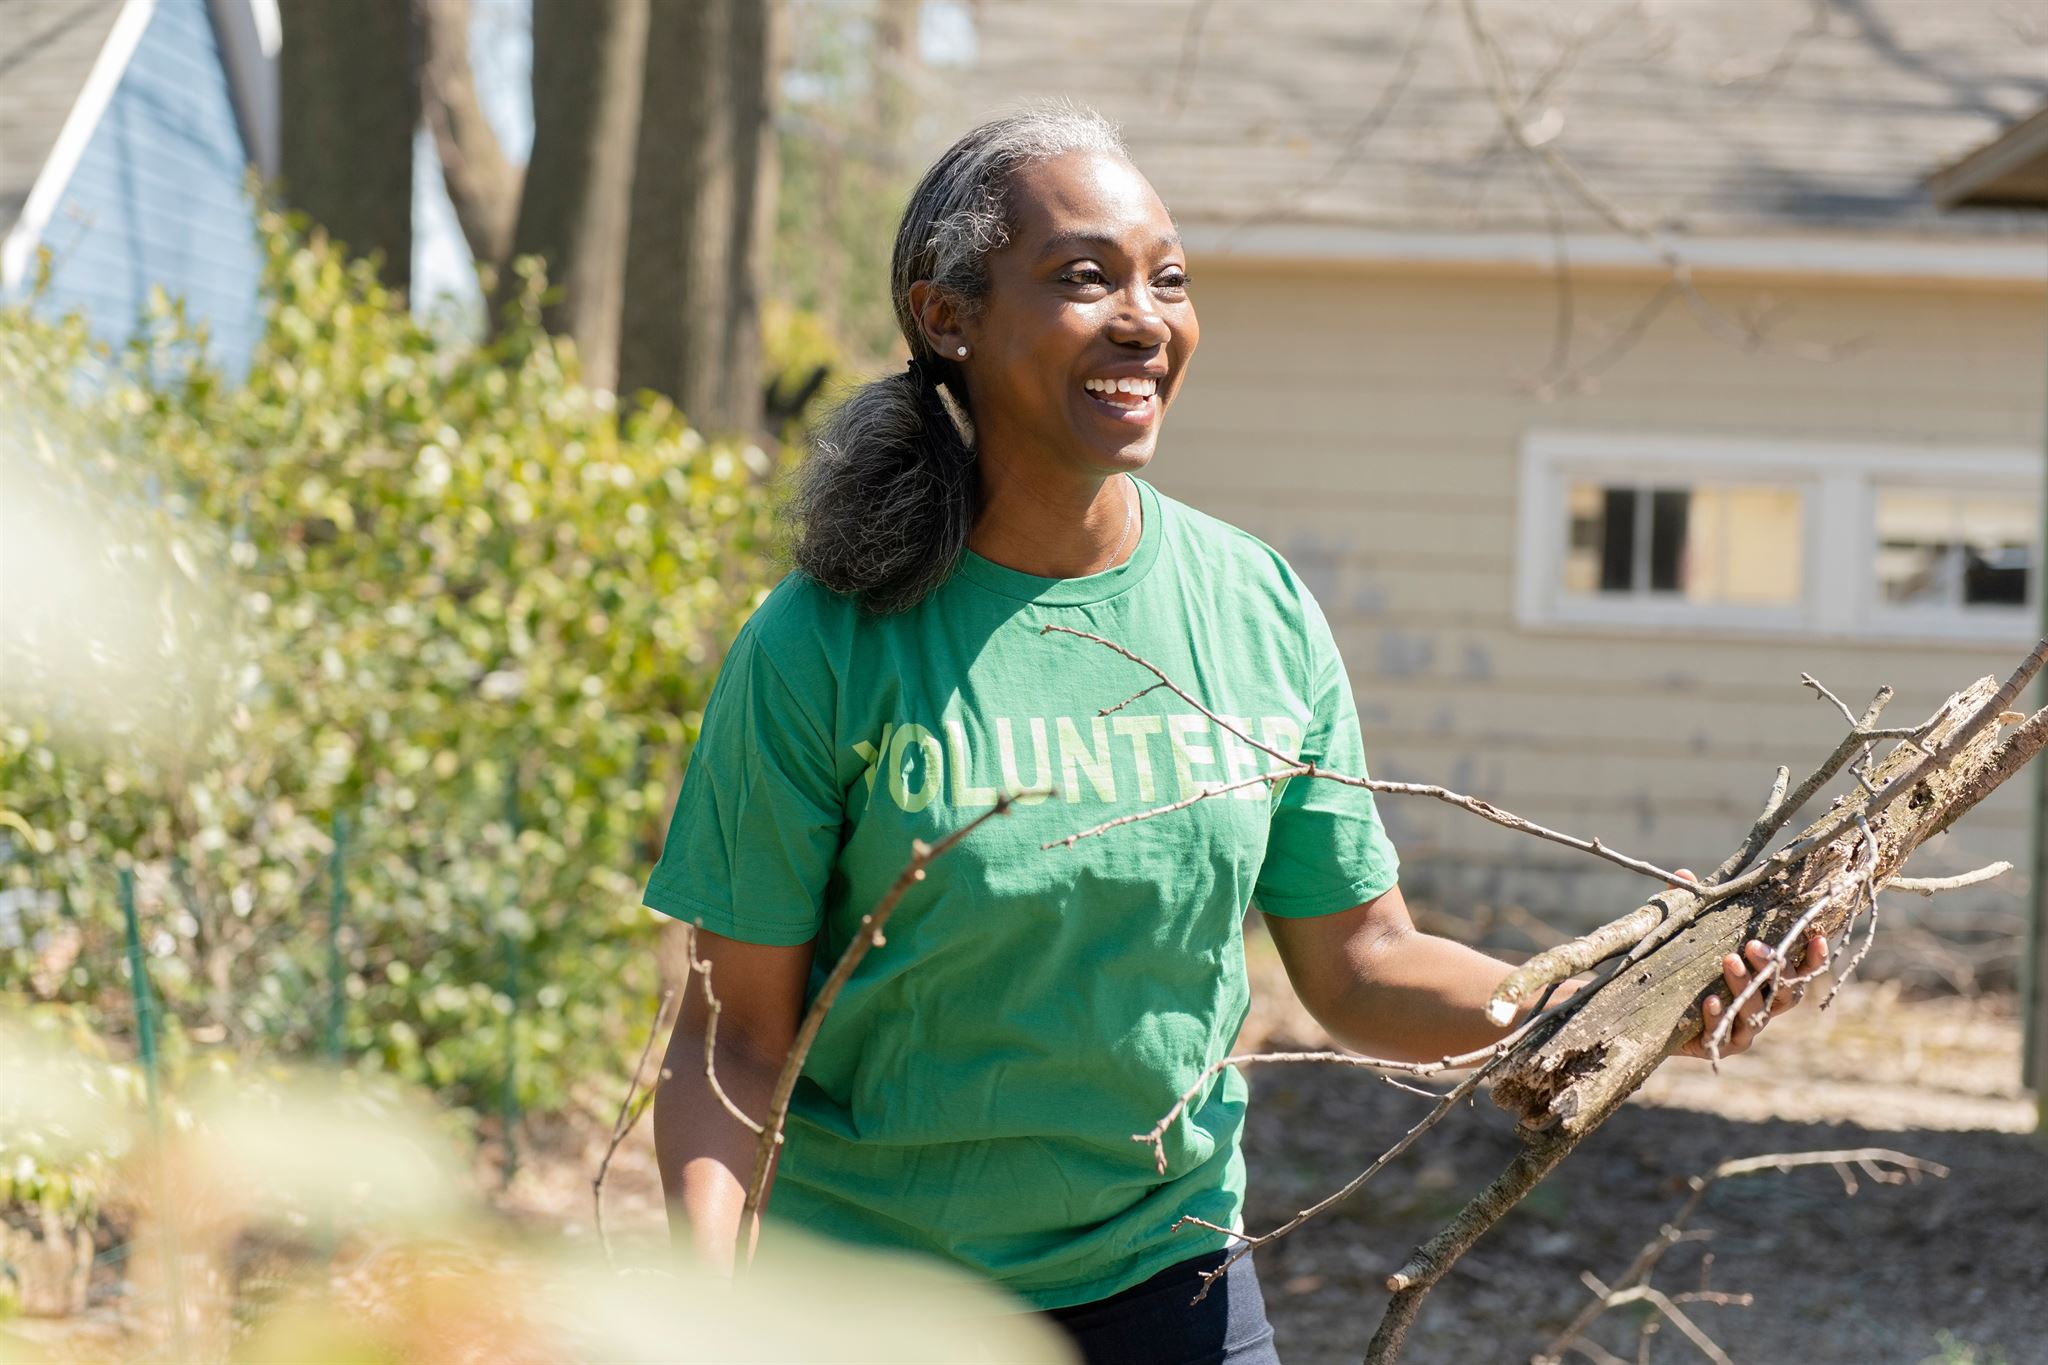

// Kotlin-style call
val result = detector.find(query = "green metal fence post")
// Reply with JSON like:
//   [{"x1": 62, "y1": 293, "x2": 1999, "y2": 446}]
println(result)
[
  {"x1": 119, "y1": 867, "x2": 162, "y2": 1121},
  {"x1": 120, "y1": 866, "x2": 187, "y2": 1353},
  {"x1": 499, "y1": 769, "x2": 522, "y2": 1187},
  {"x1": 327, "y1": 811, "x2": 349, "y2": 1062}
]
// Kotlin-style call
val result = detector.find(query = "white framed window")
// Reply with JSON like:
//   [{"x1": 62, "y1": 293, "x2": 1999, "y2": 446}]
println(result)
[{"x1": 1519, "y1": 433, "x2": 2041, "y2": 643}]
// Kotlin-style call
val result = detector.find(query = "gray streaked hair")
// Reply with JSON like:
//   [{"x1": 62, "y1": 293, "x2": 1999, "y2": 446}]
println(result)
[{"x1": 789, "y1": 104, "x2": 1129, "y2": 615}]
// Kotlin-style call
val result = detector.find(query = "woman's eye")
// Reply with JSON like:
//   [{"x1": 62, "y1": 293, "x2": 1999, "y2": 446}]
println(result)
[
  {"x1": 1063, "y1": 268, "x2": 1109, "y2": 287},
  {"x1": 1155, "y1": 271, "x2": 1190, "y2": 293}
]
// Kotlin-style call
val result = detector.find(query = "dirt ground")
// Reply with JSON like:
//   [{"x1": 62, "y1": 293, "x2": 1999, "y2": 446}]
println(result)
[{"x1": 509, "y1": 927, "x2": 2047, "y2": 1365}]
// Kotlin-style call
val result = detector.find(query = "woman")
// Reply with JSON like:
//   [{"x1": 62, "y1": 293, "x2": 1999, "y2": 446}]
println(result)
[{"x1": 644, "y1": 106, "x2": 1816, "y2": 1364}]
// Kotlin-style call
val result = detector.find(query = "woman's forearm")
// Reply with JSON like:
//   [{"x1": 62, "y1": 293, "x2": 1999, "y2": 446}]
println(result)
[
  {"x1": 1316, "y1": 927, "x2": 1523, "y2": 1063},
  {"x1": 651, "y1": 1023, "x2": 787, "y2": 1272}
]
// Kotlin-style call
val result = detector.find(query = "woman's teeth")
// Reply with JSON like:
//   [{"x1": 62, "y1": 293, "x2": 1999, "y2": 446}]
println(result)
[{"x1": 1083, "y1": 376, "x2": 1158, "y2": 408}]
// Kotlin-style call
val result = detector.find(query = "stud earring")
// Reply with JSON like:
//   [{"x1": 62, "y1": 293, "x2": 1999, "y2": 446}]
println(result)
[{"x1": 955, "y1": 345, "x2": 968, "y2": 358}]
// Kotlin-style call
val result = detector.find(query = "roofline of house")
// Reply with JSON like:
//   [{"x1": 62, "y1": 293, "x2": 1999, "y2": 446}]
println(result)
[
  {"x1": 207, "y1": 0, "x2": 281, "y2": 181},
  {"x1": 0, "y1": 0, "x2": 157, "y2": 293},
  {"x1": 1177, "y1": 224, "x2": 2048, "y2": 287},
  {"x1": 1928, "y1": 104, "x2": 2048, "y2": 210}
]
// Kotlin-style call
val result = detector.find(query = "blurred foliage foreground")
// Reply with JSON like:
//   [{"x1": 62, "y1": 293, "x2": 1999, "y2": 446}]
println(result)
[
  {"x1": 0, "y1": 214, "x2": 812, "y2": 1326},
  {"x1": 0, "y1": 1014, "x2": 1069, "y2": 1361}
]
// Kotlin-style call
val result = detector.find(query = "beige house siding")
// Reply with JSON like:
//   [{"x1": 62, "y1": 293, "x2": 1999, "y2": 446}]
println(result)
[{"x1": 1150, "y1": 265, "x2": 2046, "y2": 925}]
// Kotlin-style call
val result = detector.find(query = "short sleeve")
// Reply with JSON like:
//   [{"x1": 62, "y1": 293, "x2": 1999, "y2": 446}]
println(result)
[
  {"x1": 1253, "y1": 593, "x2": 1401, "y2": 917},
  {"x1": 642, "y1": 630, "x2": 843, "y2": 946}
]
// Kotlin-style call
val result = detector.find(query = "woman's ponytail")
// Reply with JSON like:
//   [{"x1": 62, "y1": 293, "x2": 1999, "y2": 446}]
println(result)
[
  {"x1": 786, "y1": 103, "x2": 1126, "y2": 615},
  {"x1": 788, "y1": 355, "x2": 978, "y2": 615}
]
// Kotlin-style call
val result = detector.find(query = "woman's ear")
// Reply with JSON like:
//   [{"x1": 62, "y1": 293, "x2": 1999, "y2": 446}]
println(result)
[{"x1": 908, "y1": 280, "x2": 968, "y2": 358}]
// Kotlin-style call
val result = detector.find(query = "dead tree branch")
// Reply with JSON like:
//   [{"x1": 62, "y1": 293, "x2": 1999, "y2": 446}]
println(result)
[
  {"x1": 1040, "y1": 626, "x2": 1689, "y2": 887},
  {"x1": 681, "y1": 923, "x2": 763, "y2": 1134},
  {"x1": 1890, "y1": 862, "x2": 2015, "y2": 896},
  {"x1": 1534, "y1": 1148, "x2": 1946, "y2": 1365},
  {"x1": 593, "y1": 987, "x2": 679, "y2": 1269},
  {"x1": 736, "y1": 791, "x2": 1037, "y2": 1263},
  {"x1": 1165, "y1": 0, "x2": 1216, "y2": 114},
  {"x1": 1458, "y1": 0, "x2": 1861, "y2": 395}
]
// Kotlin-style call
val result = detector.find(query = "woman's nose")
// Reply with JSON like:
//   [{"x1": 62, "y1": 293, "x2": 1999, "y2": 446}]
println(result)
[{"x1": 1109, "y1": 283, "x2": 1172, "y2": 346}]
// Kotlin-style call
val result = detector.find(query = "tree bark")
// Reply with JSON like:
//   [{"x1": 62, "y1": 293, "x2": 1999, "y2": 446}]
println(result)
[
  {"x1": 501, "y1": 0, "x2": 650, "y2": 390},
  {"x1": 417, "y1": 0, "x2": 521, "y2": 276},
  {"x1": 618, "y1": 0, "x2": 729, "y2": 418},
  {"x1": 719, "y1": 0, "x2": 781, "y2": 435},
  {"x1": 618, "y1": 0, "x2": 779, "y2": 434},
  {"x1": 278, "y1": 0, "x2": 419, "y2": 292}
]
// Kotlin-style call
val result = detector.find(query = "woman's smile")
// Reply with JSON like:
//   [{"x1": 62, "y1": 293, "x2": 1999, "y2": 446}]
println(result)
[{"x1": 1081, "y1": 371, "x2": 1165, "y2": 426}]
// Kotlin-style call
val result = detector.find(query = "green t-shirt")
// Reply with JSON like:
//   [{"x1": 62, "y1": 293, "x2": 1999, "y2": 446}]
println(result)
[{"x1": 643, "y1": 476, "x2": 1399, "y2": 1309}]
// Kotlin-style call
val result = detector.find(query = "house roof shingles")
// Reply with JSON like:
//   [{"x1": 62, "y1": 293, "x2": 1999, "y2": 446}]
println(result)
[
  {"x1": 951, "y1": 0, "x2": 2048, "y2": 242},
  {"x1": 0, "y1": 0, "x2": 124, "y2": 233}
]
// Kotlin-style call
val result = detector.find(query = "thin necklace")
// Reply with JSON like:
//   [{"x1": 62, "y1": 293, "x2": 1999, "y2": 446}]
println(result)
[{"x1": 1090, "y1": 475, "x2": 1136, "y2": 574}]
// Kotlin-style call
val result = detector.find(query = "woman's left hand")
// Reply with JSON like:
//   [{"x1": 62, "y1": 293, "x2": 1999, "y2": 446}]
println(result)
[
  {"x1": 1662, "y1": 868, "x2": 1831, "y2": 1061},
  {"x1": 1677, "y1": 932, "x2": 1830, "y2": 1060}
]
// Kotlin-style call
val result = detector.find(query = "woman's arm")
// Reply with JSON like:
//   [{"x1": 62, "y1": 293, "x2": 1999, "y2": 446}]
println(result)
[
  {"x1": 1263, "y1": 884, "x2": 1518, "y2": 1063},
  {"x1": 652, "y1": 927, "x2": 813, "y2": 1271},
  {"x1": 1262, "y1": 882, "x2": 1817, "y2": 1064}
]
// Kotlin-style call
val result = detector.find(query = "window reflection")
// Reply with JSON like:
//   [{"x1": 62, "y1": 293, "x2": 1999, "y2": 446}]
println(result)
[
  {"x1": 1876, "y1": 489, "x2": 2035, "y2": 611},
  {"x1": 1563, "y1": 483, "x2": 1803, "y2": 606}
]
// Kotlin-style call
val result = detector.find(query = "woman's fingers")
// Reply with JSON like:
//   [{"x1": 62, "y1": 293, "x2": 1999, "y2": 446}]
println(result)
[{"x1": 1697, "y1": 931, "x2": 1834, "y2": 1059}]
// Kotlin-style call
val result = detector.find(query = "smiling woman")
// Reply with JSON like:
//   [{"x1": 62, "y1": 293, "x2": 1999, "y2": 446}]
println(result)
[
  {"x1": 789, "y1": 106, "x2": 1194, "y2": 612},
  {"x1": 642, "y1": 104, "x2": 1807, "y2": 1365}
]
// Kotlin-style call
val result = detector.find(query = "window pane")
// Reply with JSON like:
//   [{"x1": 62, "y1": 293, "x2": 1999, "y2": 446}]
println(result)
[
  {"x1": 1601, "y1": 488, "x2": 1636, "y2": 591},
  {"x1": 1686, "y1": 485, "x2": 1805, "y2": 605},
  {"x1": 1562, "y1": 480, "x2": 1803, "y2": 606},
  {"x1": 1877, "y1": 489, "x2": 2037, "y2": 610},
  {"x1": 1648, "y1": 489, "x2": 1689, "y2": 593},
  {"x1": 1563, "y1": 484, "x2": 1636, "y2": 595}
]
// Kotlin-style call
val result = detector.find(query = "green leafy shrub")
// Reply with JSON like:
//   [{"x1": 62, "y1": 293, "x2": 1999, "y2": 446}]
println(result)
[{"x1": 0, "y1": 213, "x2": 787, "y2": 1119}]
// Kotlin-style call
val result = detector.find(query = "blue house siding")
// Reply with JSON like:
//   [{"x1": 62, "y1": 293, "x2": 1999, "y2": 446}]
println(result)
[{"x1": 33, "y1": 0, "x2": 263, "y2": 378}]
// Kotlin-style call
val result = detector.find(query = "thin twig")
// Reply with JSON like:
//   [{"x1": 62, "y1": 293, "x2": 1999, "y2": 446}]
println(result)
[
  {"x1": 594, "y1": 988, "x2": 679, "y2": 1270},
  {"x1": 1534, "y1": 1148, "x2": 1945, "y2": 1365},
  {"x1": 1046, "y1": 768, "x2": 1300, "y2": 850},
  {"x1": 736, "y1": 791, "x2": 1039, "y2": 1263},
  {"x1": 1041, "y1": 626, "x2": 1688, "y2": 886},
  {"x1": 683, "y1": 924, "x2": 764, "y2": 1134},
  {"x1": 1581, "y1": 1277, "x2": 1733, "y2": 1365},
  {"x1": 1706, "y1": 685, "x2": 1896, "y2": 886},
  {"x1": 1889, "y1": 862, "x2": 2014, "y2": 896},
  {"x1": 1169, "y1": 957, "x2": 1630, "y2": 1301},
  {"x1": 1225, "y1": 0, "x2": 1444, "y2": 244},
  {"x1": 1457, "y1": 0, "x2": 1859, "y2": 394},
  {"x1": 1164, "y1": 0, "x2": 1215, "y2": 114}
]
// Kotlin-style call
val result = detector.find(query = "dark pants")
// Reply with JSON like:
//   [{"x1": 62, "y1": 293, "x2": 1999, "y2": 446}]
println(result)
[{"x1": 1045, "y1": 1252, "x2": 1281, "y2": 1365}]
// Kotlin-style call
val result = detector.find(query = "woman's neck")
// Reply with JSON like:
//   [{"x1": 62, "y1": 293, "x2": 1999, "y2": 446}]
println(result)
[{"x1": 966, "y1": 458, "x2": 1139, "y2": 580}]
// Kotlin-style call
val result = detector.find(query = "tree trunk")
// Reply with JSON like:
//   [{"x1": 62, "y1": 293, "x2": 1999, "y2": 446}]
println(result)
[
  {"x1": 502, "y1": 0, "x2": 650, "y2": 390},
  {"x1": 719, "y1": 0, "x2": 781, "y2": 436},
  {"x1": 618, "y1": 0, "x2": 729, "y2": 419},
  {"x1": 618, "y1": 0, "x2": 778, "y2": 434},
  {"x1": 417, "y1": 0, "x2": 521, "y2": 277},
  {"x1": 278, "y1": 0, "x2": 419, "y2": 292}
]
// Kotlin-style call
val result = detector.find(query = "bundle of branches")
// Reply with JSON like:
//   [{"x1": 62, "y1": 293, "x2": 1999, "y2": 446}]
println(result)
[
  {"x1": 601, "y1": 634, "x2": 2047, "y2": 1365},
  {"x1": 1373, "y1": 640, "x2": 2048, "y2": 1361}
]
